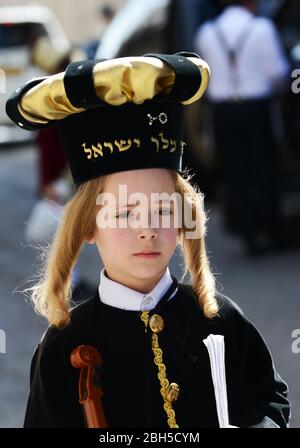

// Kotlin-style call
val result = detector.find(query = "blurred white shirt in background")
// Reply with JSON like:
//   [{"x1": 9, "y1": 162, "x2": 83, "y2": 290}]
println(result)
[{"x1": 194, "y1": 6, "x2": 290, "y2": 101}]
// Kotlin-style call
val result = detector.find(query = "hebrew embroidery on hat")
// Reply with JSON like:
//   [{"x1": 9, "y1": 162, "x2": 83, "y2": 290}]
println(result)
[
  {"x1": 82, "y1": 138, "x2": 142, "y2": 160},
  {"x1": 147, "y1": 112, "x2": 168, "y2": 126},
  {"x1": 81, "y1": 133, "x2": 180, "y2": 160},
  {"x1": 150, "y1": 132, "x2": 177, "y2": 153}
]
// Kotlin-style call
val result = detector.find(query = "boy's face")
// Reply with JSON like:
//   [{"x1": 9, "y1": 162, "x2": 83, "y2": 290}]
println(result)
[{"x1": 86, "y1": 168, "x2": 179, "y2": 293}]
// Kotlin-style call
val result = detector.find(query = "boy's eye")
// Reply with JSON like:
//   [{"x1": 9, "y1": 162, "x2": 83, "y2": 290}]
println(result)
[
  {"x1": 115, "y1": 208, "x2": 173, "y2": 219},
  {"x1": 116, "y1": 211, "x2": 131, "y2": 219}
]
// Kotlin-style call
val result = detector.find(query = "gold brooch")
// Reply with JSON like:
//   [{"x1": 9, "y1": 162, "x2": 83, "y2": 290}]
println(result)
[{"x1": 149, "y1": 314, "x2": 164, "y2": 334}]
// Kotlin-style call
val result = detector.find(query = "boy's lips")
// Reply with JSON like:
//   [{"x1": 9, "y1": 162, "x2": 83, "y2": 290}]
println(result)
[
  {"x1": 134, "y1": 250, "x2": 161, "y2": 258},
  {"x1": 134, "y1": 250, "x2": 161, "y2": 255}
]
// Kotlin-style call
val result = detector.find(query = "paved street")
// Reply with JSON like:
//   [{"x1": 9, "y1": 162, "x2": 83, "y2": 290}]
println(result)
[{"x1": 0, "y1": 144, "x2": 299, "y2": 427}]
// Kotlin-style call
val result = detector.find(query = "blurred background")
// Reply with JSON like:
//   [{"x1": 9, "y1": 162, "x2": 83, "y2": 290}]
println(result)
[{"x1": 0, "y1": 0, "x2": 299, "y2": 428}]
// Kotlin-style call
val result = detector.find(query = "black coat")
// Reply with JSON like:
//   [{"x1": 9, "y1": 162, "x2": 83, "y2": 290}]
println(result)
[{"x1": 24, "y1": 282, "x2": 290, "y2": 428}]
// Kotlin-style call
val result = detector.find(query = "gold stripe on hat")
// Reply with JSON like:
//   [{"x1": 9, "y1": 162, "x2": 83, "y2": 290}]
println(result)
[{"x1": 19, "y1": 56, "x2": 210, "y2": 125}]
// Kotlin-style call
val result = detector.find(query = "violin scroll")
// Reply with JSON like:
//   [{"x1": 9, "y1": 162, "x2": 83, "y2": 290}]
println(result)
[{"x1": 71, "y1": 344, "x2": 108, "y2": 428}]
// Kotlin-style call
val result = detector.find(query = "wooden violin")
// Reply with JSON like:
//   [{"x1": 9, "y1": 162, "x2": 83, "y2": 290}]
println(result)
[{"x1": 71, "y1": 345, "x2": 108, "y2": 428}]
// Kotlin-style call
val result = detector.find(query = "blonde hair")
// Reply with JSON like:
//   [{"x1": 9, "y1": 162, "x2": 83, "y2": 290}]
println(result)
[
  {"x1": 27, "y1": 170, "x2": 218, "y2": 328},
  {"x1": 172, "y1": 170, "x2": 218, "y2": 319}
]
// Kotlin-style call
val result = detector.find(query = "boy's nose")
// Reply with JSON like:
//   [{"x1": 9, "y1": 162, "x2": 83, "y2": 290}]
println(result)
[{"x1": 137, "y1": 227, "x2": 158, "y2": 240}]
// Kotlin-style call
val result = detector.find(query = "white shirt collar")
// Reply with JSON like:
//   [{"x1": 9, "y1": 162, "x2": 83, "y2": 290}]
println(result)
[{"x1": 98, "y1": 267, "x2": 177, "y2": 311}]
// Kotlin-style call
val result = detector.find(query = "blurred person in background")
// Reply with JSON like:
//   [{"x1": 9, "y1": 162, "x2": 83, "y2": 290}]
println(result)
[
  {"x1": 167, "y1": 0, "x2": 222, "y2": 53},
  {"x1": 164, "y1": 1, "x2": 222, "y2": 202},
  {"x1": 194, "y1": 0, "x2": 290, "y2": 256}
]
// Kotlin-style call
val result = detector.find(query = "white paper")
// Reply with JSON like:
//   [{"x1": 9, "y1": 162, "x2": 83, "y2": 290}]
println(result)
[{"x1": 203, "y1": 334, "x2": 229, "y2": 428}]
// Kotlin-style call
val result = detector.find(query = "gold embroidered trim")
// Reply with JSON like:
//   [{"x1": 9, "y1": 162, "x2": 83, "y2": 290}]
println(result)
[
  {"x1": 140, "y1": 311, "x2": 150, "y2": 332},
  {"x1": 140, "y1": 311, "x2": 179, "y2": 428}
]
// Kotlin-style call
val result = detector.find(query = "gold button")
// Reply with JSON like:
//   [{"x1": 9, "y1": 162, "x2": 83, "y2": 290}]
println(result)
[
  {"x1": 166, "y1": 383, "x2": 180, "y2": 403},
  {"x1": 149, "y1": 314, "x2": 164, "y2": 333}
]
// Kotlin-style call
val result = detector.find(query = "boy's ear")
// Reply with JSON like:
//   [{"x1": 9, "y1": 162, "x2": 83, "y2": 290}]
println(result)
[{"x1": 85, "y1": 230, "x2": 96, "y2": 245}]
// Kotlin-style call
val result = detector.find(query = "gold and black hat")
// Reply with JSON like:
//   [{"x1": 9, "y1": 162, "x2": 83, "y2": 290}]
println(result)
[{"x1": 6, "y1": 52, "x2": 210, "y2": 185}]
